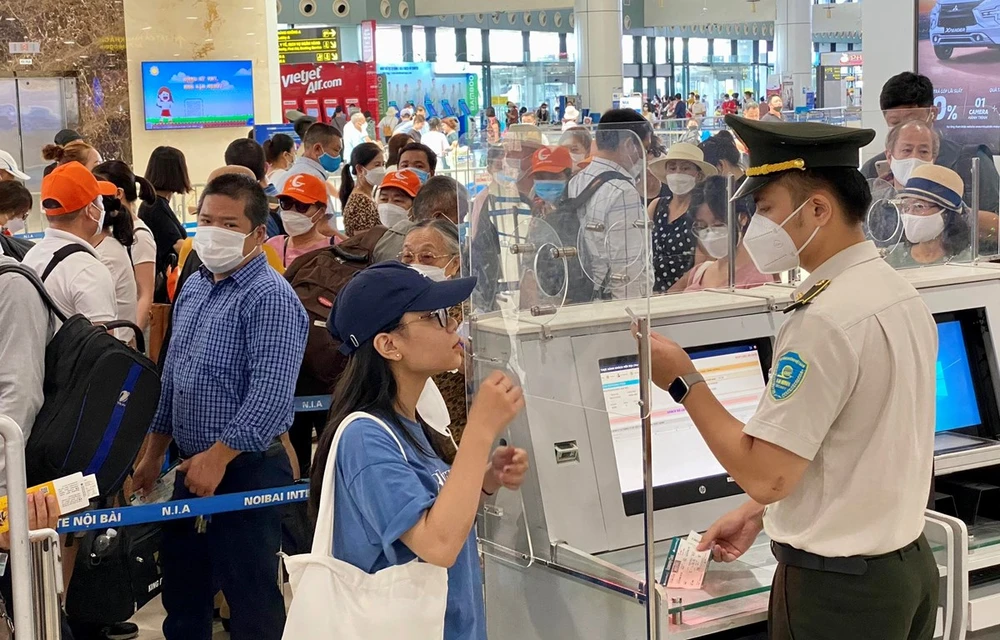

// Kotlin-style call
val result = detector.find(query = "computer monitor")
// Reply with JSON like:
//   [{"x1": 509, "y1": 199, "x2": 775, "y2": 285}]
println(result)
[
  {"x1": 598, "y1": 338, "x2": 772, "y2": 516},
  {"x1": 933, "y1": 309, "x2": 1000, "y2": 449}
]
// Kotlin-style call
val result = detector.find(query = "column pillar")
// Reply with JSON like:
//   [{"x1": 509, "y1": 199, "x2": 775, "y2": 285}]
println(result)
[
  {"x1": 574, "y1": 0, "x2": 623, "y2": 114},
  {"x1": 774, "y1": 0, "x2": 812, "y2": 109}
]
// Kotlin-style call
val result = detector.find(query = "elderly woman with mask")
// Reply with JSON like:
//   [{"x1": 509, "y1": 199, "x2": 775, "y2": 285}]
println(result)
[
  {"x1": 397, "y1": 219, "x2": 469, "y2": 446},
  {"x1": 886, "y1": 164, "x2": 971, "y2": 268}
]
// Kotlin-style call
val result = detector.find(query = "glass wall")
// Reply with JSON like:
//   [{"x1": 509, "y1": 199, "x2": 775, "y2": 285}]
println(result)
[{"x1": 622, "y1": 34, "x2": 773, "y2": 108}]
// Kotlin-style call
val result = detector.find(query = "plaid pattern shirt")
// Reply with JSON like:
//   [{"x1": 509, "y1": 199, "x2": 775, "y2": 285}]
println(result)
[
  {"x1": 150, "y1": 253, "x2": 309, "y2": 455},
  {"x1": 567, "y1": 156, "x2": 649, "y2": 299}
]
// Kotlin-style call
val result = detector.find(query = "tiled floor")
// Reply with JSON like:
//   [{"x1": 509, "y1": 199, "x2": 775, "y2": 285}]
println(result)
[{"x1": 129, "y1": 586, "x2": 293, "y2": 639}]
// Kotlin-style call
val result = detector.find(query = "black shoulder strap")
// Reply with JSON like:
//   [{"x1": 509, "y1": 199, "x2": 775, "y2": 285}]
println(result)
[
  {"x1": 41, "y1": 244, "x2": 91, "y2": 282},
  {"x1": 568, "y1": 170, "x2": 631, "y2": 208},
  {"x1": 0, "y1": 263, "x2": 68, "y2": 323}
]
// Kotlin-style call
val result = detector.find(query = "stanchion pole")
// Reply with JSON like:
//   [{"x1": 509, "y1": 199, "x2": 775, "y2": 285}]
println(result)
[
  {"x1": 0, "y1": 415, "x2": 35, "y2": 640},
  {"x1": 971, "y1": 157, "x2": 981, "y2": 263},
  {"x1": 635, "y1": 319, "x2": 658, "y2": 640},
  {"x1": 726, "y1": 174, "x2": 737, "y2": 291}
]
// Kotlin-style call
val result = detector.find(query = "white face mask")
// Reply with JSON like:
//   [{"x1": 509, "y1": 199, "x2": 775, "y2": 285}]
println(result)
[
  {"x1": 902, "y1": 211, "x2": 945, "y2": 244},
  {"x1": 569, "y1": 151, "x2": 586, "y2": 165},
  {"x1": 667, "y1": 173, "x2": 697, "y2": 196},
  {"x1": 408, "y1": 262, "x2": 448, "y2": 282},
  {"x1": 280, "y1": 210, "x2": 316, "y2": 237},
  {"x1": 194, "y1": 226, "x2": 255, "y2": 274},
  {"x1": 742, "y1": 200, "x2": 820, "y2": 274},
  {"x1": 696, "y1": 226, "x2": 730, "y2": 259},
  {"x1": 365, "y1": 166, "x2": 387, "y2": 187},
  {"x1": 890, "y1": 157, "x2": 931, "y2": 186},
  {"x1": 378, "y1": 202, "x2": 409, "y2": 227},
  {"x1": 90, "y1": 198, "x2": 106, "y2": 235},
  {"x1": 3, "y1": 217, "x2": 24, "y2": 234},
  {"x1": 416, "y1": 378, "x2": 455, "y2": 445}
]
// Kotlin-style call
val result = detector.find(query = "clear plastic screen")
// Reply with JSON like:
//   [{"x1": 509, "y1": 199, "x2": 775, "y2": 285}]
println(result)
[
  {"x1": 461, "y1": 124, "x2": 654, "y2": 562},
  {"x1": 860, "y1": 106, "x2": 996, "y2": 268}
]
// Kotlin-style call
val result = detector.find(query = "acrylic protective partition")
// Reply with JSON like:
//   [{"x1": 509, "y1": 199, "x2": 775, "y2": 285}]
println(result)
[
  {"x1": 458, "y1": 124, "x2": 655, "y2": 565},
  {"x1": 860, "y1": 107, "x2": 998, "y2": 269}
]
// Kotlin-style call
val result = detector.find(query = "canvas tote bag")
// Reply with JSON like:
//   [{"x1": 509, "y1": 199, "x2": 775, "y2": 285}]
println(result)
[{"x1": 281, "y1": 411, "x2": 449, "y2": 639}]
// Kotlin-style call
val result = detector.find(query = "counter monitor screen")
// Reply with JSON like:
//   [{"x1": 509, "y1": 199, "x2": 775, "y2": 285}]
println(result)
[
  {"x1": 599, "y1": 339, "x2": 771, "y2": 516},
  {"x1": 936, "y1": 320, "x2": 981, "y2": 433}
]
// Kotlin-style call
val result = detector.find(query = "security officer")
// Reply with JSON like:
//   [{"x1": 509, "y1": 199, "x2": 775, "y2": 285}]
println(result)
[{"x1": 646, "y1": 116, "x2": 939, "y2": 640}]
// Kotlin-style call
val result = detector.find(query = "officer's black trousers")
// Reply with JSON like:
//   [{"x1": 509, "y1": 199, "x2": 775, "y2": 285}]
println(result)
[{"x1": 769, "y1": 534, "x2": 939, "y2": 640}]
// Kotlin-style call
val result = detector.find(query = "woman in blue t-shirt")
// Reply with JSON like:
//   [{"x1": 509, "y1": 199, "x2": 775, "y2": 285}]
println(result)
[{"x1": 313, "y1": 261, "x2": 528, "y2": 640}]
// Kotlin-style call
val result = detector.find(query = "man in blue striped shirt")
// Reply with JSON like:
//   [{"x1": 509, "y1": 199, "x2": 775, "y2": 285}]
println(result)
[{"x1": 134, "y1": 173, "x2": 308, "y2": 640}]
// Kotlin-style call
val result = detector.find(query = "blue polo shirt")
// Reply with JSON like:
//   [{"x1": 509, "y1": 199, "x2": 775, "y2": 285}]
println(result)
[{"x1": 332, "y1": 414, "x2": 485, "y2": 640}]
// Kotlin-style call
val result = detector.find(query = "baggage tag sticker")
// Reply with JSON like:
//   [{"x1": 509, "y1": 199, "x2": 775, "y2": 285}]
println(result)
[
  {"x1": 666, "y1": 531, "x2": 711, "y2": 590},
  {"x1": 0, "y1": 472, "x2": 90, "y2": 534}
]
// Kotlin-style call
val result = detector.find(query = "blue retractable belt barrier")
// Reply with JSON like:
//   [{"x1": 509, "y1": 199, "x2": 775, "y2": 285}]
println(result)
[{"x1": 56, "y1": 484, "x2": 310, "y2": 534}]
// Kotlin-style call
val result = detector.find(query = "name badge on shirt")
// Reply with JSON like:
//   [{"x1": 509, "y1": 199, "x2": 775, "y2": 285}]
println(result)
[{"x1": 771, "y1": 351, "x2": 808, "y2": 401}]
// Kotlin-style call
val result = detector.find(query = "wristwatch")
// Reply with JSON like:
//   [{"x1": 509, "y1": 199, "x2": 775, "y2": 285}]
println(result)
[{"x1": 668, "y1": 372, "x2": 706, "y2": 404}]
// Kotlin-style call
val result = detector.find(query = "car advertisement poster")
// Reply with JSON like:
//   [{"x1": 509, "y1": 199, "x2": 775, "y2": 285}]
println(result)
[{"x1": 917, "y1": 0, "x2": 1000, "y2": 153}]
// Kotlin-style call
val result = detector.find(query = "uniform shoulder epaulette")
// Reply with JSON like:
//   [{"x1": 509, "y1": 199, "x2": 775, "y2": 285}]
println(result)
[{"x1": 783, "y1": 279, "x2": 831, "y2": 314}]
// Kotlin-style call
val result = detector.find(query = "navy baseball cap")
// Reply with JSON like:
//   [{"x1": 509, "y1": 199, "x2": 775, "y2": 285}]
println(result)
[{"x1": 328, "y1": 261, "x2": 477, "y2": 356}]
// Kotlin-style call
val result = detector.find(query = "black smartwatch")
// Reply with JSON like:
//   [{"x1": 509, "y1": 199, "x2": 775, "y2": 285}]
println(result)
[{"x1": 668, "y1": 372, "x2": 706, "y2": 404}]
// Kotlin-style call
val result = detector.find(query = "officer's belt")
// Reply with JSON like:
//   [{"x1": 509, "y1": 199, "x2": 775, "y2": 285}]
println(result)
[{"x1": 771, "y1": 539, "x2": 921, "y2": 576}]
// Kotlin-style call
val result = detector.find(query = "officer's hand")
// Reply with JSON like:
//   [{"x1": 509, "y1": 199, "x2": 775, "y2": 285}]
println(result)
[
  {"x1": 632, "y1": 328, "x2": 696, "y2": 391},
  {"x1": 697, "y1": 503, "x2": 764, "y2": 563},
  {"x1": 178, "y1": 450, "x2": 228, "y2": 497}
]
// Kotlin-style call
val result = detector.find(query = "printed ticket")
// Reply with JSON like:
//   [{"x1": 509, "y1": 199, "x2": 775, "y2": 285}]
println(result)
[
  {"x1": 666, "y1": 531, "x2": 711, "y2": 590},
  {"x1": 0, "y1": 472, "x2": 98, "y2": 534}
]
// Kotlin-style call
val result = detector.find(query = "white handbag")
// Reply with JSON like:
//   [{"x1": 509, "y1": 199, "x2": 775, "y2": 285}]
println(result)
[{"x1": 281, "y1": 411, "x2": 449, "y2": 640}]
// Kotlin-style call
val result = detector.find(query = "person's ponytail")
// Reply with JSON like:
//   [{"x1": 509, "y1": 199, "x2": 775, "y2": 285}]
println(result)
[
  {"x1": 340, "y1": 163, "x2": 356, "y2": 209},
  {"x1": 135, "y1": 176, "x2": 157, "y2": 205}
]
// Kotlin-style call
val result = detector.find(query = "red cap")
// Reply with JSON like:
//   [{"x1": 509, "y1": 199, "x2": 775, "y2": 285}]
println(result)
[
  {"x1": 381, "y1": 169, "x2": 421, "y2": 198},
  {"x1": 41, "y1": 162, "x2": 117, "y2": 216},
  {"x1": 531, "y1": 146, "x2": 573, "y2": 175},
  {"x1": 279, "y1": 173, "x2": 329, "y2": 205}
]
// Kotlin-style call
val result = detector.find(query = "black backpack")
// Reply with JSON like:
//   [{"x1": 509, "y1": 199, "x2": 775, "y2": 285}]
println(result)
[
  {"x1": 0, "y1": 234, "x2": 34, "y2": 262},
  {"x1": 0, "y1": 246, "x2": 161, "y2": 498},
  {"x1": 533, "y1": 171, "x2": 630, "y2": 303}
]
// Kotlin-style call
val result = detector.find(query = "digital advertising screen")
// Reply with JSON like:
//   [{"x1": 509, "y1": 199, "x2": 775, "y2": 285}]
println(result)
[
  {"x1": 917, "y1": 0, "x2": 1000, "y2": 153},
  {"x1": 141, "y1": 60, "x2": 255, "y2": 131}
]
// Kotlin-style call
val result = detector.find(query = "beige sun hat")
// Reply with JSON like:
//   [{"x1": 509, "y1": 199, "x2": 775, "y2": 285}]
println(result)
[{"x1": 649, "y1": 142, "x2": 718, "y2": 182}]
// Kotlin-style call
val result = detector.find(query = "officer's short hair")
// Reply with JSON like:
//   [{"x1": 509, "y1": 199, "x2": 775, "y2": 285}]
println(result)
[{"x1": 776, "y1": 168, "x2": 871, "y2": 225}]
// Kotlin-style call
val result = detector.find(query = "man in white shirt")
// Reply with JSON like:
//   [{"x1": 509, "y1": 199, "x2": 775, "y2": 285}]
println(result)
[
  {"x1": 342, "y1": 112, "x2": 370, "y2": 161},
  {"x1": 22, "y1": 162, "x2": 118, "y2": 323},
  {"x1": 566, "y1": 109, "x2": 651, "y2": 300}
]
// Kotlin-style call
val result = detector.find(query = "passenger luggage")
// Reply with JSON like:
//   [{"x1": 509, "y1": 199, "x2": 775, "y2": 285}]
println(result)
[
  {"x1": 0, "y1": 261, "x2": 161, "y2": 499},
  {"x1": 281, "y1": 412, "x2": 448, "y2": 640},
  {"x1": 284, "y1": 225, "x2": 388, "y2": 397},
  {"x1": 66, "y1": 521, "x2": 163, "y2": 625},
  {"x1": 535, "y1": 170, "x2": 629, "y2": 303}
]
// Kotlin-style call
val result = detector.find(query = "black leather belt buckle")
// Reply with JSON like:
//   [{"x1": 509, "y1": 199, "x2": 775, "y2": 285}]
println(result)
[{"x1": 771, "y1": 541, "x2": 869, "y2": 576}]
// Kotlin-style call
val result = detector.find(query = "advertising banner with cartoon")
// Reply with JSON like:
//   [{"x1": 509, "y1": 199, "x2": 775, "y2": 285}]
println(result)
[{"x1": 377, "y1": 62, "x2": 479, "y2": 118}]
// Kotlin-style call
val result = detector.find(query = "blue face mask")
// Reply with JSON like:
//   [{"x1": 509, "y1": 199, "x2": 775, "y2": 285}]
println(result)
[
  {"x1": 533, "y1": 180, "x2": 566, "y2": 204},
  {"x1": 320, "y1": 153, "x2": 342, "y2": 173},
  {"x1": 408, "y1": 168, "x2": 430, "y2": 184},
  {"x1": 495, "y1": 172, "x2": 517, "y2": 185}
]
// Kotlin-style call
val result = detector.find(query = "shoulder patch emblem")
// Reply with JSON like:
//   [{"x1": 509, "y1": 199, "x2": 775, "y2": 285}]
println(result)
[{"x1": 771, "y1": 351, "x2": 808, "y2": 401}]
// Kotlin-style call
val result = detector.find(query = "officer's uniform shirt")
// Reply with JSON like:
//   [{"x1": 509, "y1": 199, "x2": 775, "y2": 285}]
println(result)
[{"x1": 743, "y1": 241, "x2": 937, "y2": 557}]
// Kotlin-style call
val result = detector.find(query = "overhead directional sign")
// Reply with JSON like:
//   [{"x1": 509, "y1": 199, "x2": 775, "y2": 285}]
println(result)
[{"x1": 278, "y1": 28, "x2": 339, "y2": 65}]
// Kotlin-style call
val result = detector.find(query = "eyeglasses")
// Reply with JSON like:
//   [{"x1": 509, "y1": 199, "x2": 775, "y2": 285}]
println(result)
[
  {"x1": 398, "y1": 251, "x2": 454, "y2": 265},
  {"x1": 396, "y1": 308, "x2": 449, "y2": 330},
  {"x1": 900, "y1": 201, "x2": 941, "y2": 216},
  {"x1": 691, "y1": 221, "x2": 726, "y2": 234},
  {"x1": 278, "y1": 197, "x2": 321, "y2": 214}
]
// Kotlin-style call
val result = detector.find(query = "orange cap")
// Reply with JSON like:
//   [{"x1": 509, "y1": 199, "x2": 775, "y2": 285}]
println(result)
[
  {"x1": 380, "y1": 169, "x2": 421, "y2": 198},
  {"x1": 531, "y1": 146, "x2": 573, "y2": 175},
  {"x1": 41, "y1": 162, "x2": 117, "y2": 216},
  {"x1": 279, "y1": 173, "x2": 329, "y2": 205}
]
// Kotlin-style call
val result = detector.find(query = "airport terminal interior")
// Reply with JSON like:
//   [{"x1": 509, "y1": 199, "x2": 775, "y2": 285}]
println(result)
[{"x1": 5, "y1": 0, "x2": 1000, "y2": 638}]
